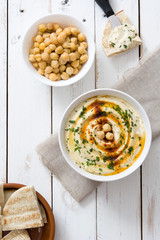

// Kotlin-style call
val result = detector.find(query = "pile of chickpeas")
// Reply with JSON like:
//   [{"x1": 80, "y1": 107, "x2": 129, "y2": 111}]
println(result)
[{"x1": 28, "y1": 23, "x2": 88, "y2": 81}]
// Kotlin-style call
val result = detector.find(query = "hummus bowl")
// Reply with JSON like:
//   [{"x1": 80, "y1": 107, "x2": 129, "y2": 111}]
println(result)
[{"x1": 59, "y1": 89, "x2": 152, "y2": 181}]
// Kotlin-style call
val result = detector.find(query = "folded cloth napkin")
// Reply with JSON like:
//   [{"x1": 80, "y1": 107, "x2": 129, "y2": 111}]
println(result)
[{"x1": 36, "y1": 47, "x2": 160, "y2": 202}]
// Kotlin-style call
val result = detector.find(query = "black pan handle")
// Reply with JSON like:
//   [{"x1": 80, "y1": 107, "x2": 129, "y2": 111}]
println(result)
[{"x1": 95, "y1": 0, "x2": 114, "y2": 17}]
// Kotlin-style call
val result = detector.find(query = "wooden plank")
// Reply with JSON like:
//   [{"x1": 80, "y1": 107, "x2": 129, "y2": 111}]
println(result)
[
  {"x1": 140, "y1": 0, "x2": 160, "y2": 239},
  {"x1": 95, "y1": 0, "x2": 141, "y2": 239},
  {"x1": 0, "y1": 0, "x2": 7, "y2": 182},
  {"x1": 7, "y1": 0, "x2": 52, "y2": 204},
  {"x1": 51, "y1": 0, "x2": 96, "y2": 239}
]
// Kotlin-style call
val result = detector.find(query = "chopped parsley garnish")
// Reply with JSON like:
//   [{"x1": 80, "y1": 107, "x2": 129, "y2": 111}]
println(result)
[
  {"x1": 99, "y1": 168, "x2": 103, "y2": 172},
  {"x1": 111, "y1": 42, "x2": 115, "y2": 47},
  {"x1": 108, "y1": 160, "x2": 114, "y2": 170},
  {"x1": 79, "y1": 106, "x2": 86, "y2": 118},
  {"x1": 100, "y1": 102, "x2": 104, "y2": 106},
  {"x1": 82, "y1": 138, "x2": 88, "y2": 144},
  {"x1": 74, "y1": 146, "x2": 81, "y2": 152},
  {"x1": 124, "y1": 24, "x2": 128, "y2": 27},
  {"x1": 128, "y1": 36, "x2": 132, "y2": 42},
  {"x1": 126, "y1": 164, "x2": 129, "y2": 167},
  {"x1": 139, "y1": 143, "x2": 142, "y2": 147},
  {"x1": 103, "y1": 156, "x2": 107, "y2": 162},
  {"x1": 96, "y1": 157, "x2": 100, "y2": 161},
  {"x1": 100, "y1": 111, "x2": 107, "y2": 116},
  {"x1": 90, "y1": 148, "x2": 93, "y2": 152},
  {"x1": 119, "y1": 45, "x2": 122, "y2": 48},
  {"x1": 69, "y1": 120, "x2": 75, "y2": 123},
  {"x1": 124, "y1": 44, "x2": 127, "y2": 49},
  {"x1": 128, "y1": 146, "x2": 134, "y2": 155},
  {"x1": 139, "y1": 137, "x2": 141, "y2": 140}
]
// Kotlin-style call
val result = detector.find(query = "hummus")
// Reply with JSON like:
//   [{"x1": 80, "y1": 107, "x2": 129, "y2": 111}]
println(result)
[
  {"x1": 65, "y1": 95, "x2": 145, "y2": 176},
  {"x1": 102, "y1": 10, "x2": 142, "y2": 57}
]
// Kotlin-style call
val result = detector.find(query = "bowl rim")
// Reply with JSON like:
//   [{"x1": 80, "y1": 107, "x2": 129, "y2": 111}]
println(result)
[
  {"x1": 58, "y1": 88, "x2": 152, "y2": 182},
  {"x1": 22, "y1": 13, "x2": 95, "y2": 87},
  {"x1": 3, "y1": 183, "x2": 55, "y2": 240}
]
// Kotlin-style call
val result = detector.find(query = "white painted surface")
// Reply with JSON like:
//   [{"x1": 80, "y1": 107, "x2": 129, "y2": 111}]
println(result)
[{"x1": 0, "y1": 0, "x2": 159, "y2": 239}]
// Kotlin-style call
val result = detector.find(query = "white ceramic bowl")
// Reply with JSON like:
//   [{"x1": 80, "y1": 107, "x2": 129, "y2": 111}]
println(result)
[
  {"x1": 22, "y1": 14, "x2": 95, "y2": 87},
  {"x1": 59, "y1": 88, "x2": 152, "y2": 181}
]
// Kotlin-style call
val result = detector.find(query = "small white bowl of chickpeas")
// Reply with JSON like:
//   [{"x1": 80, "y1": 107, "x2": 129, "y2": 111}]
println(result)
[{"x1": 23, "y1": 14, "x2": 95, "y2": 87}]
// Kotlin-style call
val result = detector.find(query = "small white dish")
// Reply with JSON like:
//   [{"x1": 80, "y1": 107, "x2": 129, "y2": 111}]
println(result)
[
  {"x1": 22, "y1": 14, "x2": 95, "y2": 87},
  {"x1": 59, "y1": 88, "x2": 152, "y2": 182}
]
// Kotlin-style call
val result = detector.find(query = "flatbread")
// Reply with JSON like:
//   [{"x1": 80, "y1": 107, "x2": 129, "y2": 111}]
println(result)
[
  {"x1": 1, "y1": 230, "x2": 31, "y2": 240},
  {"x1": 0, "y1": 183, "x2": 4, "y2": 210},
  {"x1": 4, "y1": 189, "x2": 47, "y2": 224},
  {"x1": 2, "y1": 186, "x2": 44, "y2": 231},
  {"x1": 102, "y1": 10, "x2": 142, "y2": 57}
]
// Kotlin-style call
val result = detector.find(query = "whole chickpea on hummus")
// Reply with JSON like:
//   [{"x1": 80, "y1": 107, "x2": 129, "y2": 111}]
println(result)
[
  {"x1": 29, "y1": 23, "x2": 88, "y2": 81},
  {"x1": 65, "y1": 96, "x2": 145, "y2": 176}
]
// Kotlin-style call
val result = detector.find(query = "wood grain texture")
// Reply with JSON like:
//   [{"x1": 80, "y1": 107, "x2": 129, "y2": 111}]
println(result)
[
  {"x1": 140, "y1": 1, "x2": 160, "y2": 239},
  {"x1": 95, "y1": 0, "x2": 141, "y2": 239},
  {"x1": 51, "y1": 1, "x2": 96, "y2": 240},
  {"x1": 0, "y1": 0, "x2": 7, "y2": 182},
  {"x1": 7, "y1": 0, "x2": 52, "y2": 204}
]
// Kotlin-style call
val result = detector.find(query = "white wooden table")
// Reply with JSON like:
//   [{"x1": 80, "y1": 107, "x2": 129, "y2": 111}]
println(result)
[{"x1": 1, "y1": 0, "x2": 160, "y2": 239}]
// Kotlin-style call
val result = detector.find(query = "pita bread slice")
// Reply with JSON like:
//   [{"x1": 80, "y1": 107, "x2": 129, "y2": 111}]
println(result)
[
  {"x1": 0, "y1": 183, "x2": 4, "y2": 210},
  {"x1": 2, "y1": 230, "x2": 31, "y2": 240},
  {"x1": 2, "y1": 186, "x2": 44, "y2": 231},
  {"x1": 4, "y1": 189, "x2": 47, "y2": 224},
  {"x1": 102, "y1": 10, "x2": 142, "y2": 57},
  {"x1": 0, "y1": 207, "x2": 2, "y2": 239}
]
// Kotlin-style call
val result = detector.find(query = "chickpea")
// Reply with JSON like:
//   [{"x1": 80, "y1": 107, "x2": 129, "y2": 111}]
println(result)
[
  {"x1": 63, "y1": 42, "x2": 70, "y2": 49},
  {"x1": 29, "y1": 48, "x2": 34, "y2": 54},
  {"x1": 33, "y1": 48, "x2": 40, "y2": 54},
  {"x1": 50, "y1": 52, "x2": 58, "y2": 60},
  {"x1": 29, "y1": 54, "x2": 36, "y2": 62},
  {"x1": 75, "y1": 51, "x2": 80, "y2": 59},
  {"x1": 61, "y1": 72, "x2": 69, "y2": 80},
  {"x1": 73, "y1": 68, "x2": 79, "y2": 75},
  {"x1": 49, "y1": 73, "x2": 58, "y2": 81},
  {"x1": 103, "y1": 124, "x2": 112, "y2": 132},
  {"x1": 36, "y1": 35, "x2": 43, "y2": 43},
  {"x1": 43, "y1": 33, "x2": 51, "y2": 39},
  {"x1": 49, "y1": 44, "x2": 56, "y2": 51},
  {"x1": 78, "y1": 45, "x2": 85, "y2": 54},
  {"x1": 64, "y1": 27, "x2": 71, "y2": 35},
  {"x1": 80, "y1": 41, "x2": 88, "y2": 49},
  {"x1": 51, "y1": 60, "x2": 59, "y2": 69},
  {"x1": 38, "y1": 24, "x2": 47, "y2": 32},
  {"x1": 39, "y1": 61, "x2": 47, "y2": 70},
  {"x1": 60, "y1": 52, "x2": 69, "y2": 63},
  {"x1": 69, "y1": 52, "x2": 76, "y2": 61},
  {"x1": 71, "y1": 37, "x2": 77, "y2": 44},
  {"x1": 44, "y1": 37, "x2": 52, "y2": 46},
  {"x1": 32, "y1": 62, "x2": 39, "y2": 69},
  {"x1": 45, "y1": 66, "x2": 53, "y2": 74},
  {"x1": 38, "y1": 68, "x2": 44, "y2": 75},
  {"x1": 47, "y1": 23, "x2": 53, "y2": 31},
  {"x1": 66, "y1": 37, "x2": 71, "y2": 43},
  {"x1": 78, "y1": 64, "x2": 82, "y2": 70},
  {"x1": 96, "y1": 131, "x2": 105, "y2": 140},
  {"x1": 41, "y1": 52, "x2": 49, "y2": 61},
  {"x1": 50, "y1": 35, "x2": 58, "y2": 45},
  {"x1": 58, "y1": 32, "x2": 67, "y2": 44},
  {"x1": 53, "y1": 68, "x2": 59, "y2": 73},
  {"x1": 39, "y1": 42, "x2": 46, "y2": 50},
  {"x1": 55, "y1": 46, "x2": 64, "y2": 54},
  {"x1": 34, "y1": 42, "x2": 39, "y2": 48},
  {"x1": 45, "y1": 73, "x2": 50, "y2": 78},
  {"x1": 71, "y1": 27, "x2": 80, "y2": 36},
  {"x1": 56, "y1": 73, "x2": 61, "y2": 81},
  {"x1": 80, "y1": 54, "x2": 88, "y2": 63},
  {"x1": 71, "y1": 60, "x2": 79, "y2": 68},
  {"x1": 106, "y1": 132, "x2": 114, "y2": 141},
  {"x1": 64, "y1": 49, "x2": 71, "y2": 54},
  {"x1": 70, "y1": 42, "x2": 77, "y2": 51},
  {"x1": 78, "y1": 32, "x2": 86, "y2": 42},
  {"x1": 53, "y1": 23, "x2": 60, "y2": 31},
  {"x1": 66, "y1": 67, "x2": 73, "y2": 75},
  {"x1": 59, "y1": 65, "x2": 66, "y2": 73},
  {"x1": 44, "y1": 46, "x2": 52, "y2": 54},
  {"x1": 32, "y1": 36, "x2": 36, "y2": 42},
  {"x1": 34, "y1": 54, "x2": 41, "y2": 62},
  {"x1": 56, "y1": 28, "x2": 63, "y2": 35}
]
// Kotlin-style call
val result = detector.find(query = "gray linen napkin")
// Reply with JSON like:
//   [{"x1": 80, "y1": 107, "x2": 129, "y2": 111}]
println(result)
[{"x1": 36, "y1": 47, "x2": 160, "y2": 202}]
